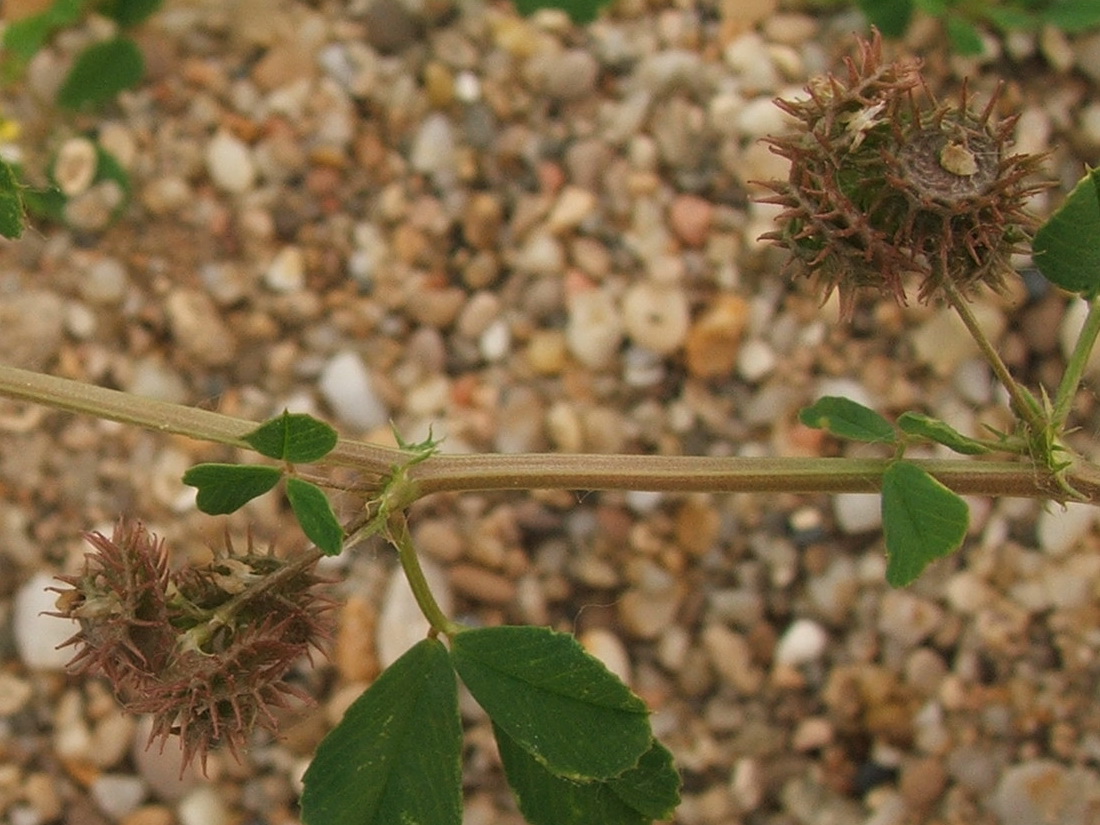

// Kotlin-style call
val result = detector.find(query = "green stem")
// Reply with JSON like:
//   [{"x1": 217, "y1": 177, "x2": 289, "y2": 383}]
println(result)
[
  {"x1": 386, "y1": 510, "x2": 462, "y2": 637},
  {"x1": 940, "y1": 279, "x2": 1047, "y2": 436},
  {"x1": 0, "y1": 362, "x2": 402, "y2": 474},
  {"x1": 1052, "y1": 297, "x2": 1100, "y2": 433}
]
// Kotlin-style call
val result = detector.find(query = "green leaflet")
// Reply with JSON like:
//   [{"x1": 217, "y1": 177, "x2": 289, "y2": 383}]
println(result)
[
  {"x1": 882, "y1": 460, "x2": 969, "y2": 586},
  {"x1": 301, "y1": 639, "x2": 462, "y2": 825},
  {"x1": 451, "y1": 625, "x2": 651, "y2": 781}
]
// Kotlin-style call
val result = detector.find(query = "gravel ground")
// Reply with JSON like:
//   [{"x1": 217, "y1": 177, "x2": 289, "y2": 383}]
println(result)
[{"x1": 3, "y1": 1, "x2": 1100, "y2": 824}]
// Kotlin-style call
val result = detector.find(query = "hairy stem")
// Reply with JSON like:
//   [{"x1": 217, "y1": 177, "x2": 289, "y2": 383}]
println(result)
[
  {"x1": 2, "y1": 363, "x2": 1099, "y2": 503},
  {"x1": 0, "y1": 363, "x2": 401, "y2": 474},
  {"x1": 940, "y1": 278, "x2": 1048, "y2": 437}
]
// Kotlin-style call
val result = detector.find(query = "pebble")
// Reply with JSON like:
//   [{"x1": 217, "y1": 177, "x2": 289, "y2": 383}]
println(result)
[
  {"x1": 618, "y1": 584, "x2": 684, "y2": 640},
  {"x1": 539, "y1": 49, "x2": 599, "y2": 100},
  {"x1": 684, "y1": 294, "x2": 750, "y2": 378},
  {"x1": 622, "y1": 282, "x2": 690, "y2": 355},
  {"x1": 165, "y1": 289, "x2": 238, "y2": 367},
  {"x1": 14, "y1": 572, "x2": 78, "y2": 670},
  {"x1": 363, "y1": 0, "x2": 421, "y2": 53},
  {"x1": 91, "y1": 774, "x2": 147, "y2": 820},
  {"x1": 205, "y1": 129, "x2": 256, "y2": 194},
  {"x1": 878, "y1": 590, "x2": 944, "y2": 647},
  {"x1": 992, "y1": 760, "x2": 1100, "y2": 825},
  {"x1": 81, "y1": 256, "x2": 129, "y2": 305},
  {"x1": 264, "y1": 245, "x2": 305, "y2": 292},
  {"x1": 335, "y1": 594, "x2": 380, "y2": 683},
  {"x1": 773, "y1": 618, "x2": 828, "y2": 667},
  {"x1": 178, "y1": 786, "x2": 234, "y2": 825},
  {"x1": 0, "y1": 671, "x2": 32, "y2": 716},
  {"x1": 0, "y1": 291, "x2": 65, "y2": 370},
  {"x1": 832, "y1": 493, "x2": 882, "y2": 534},
  {"x1": 121, "y1": 807, "x2": 175, "y2": 825},
  {"x1": 318, "y1": 350, "x2": 389, "y2": 431},
  {"x1": 448, "y1": 564, "x2": 516, "y2": 605},
  {"x1": 566, "y1": 288, "x2": 623, "y2": 369},
  {"x1": 479, "y1": 319, "x2": 511, "y2": 361},
  {"x1": 54, "y1": 136, "x2": 99, "y2": 197},
  {"x1": 580, "y1": 627, "x2": 632, "y2": 685},
  {"x1": 124, "y1": 356, "x2": 189, "y2": 404},
  {"x1": 911, "y1": 304, "x2": 1005, "y2": 377},
  {"x1": 701, "y1": 624, "x2": 763, "y2": 694},
  {"x1": 737, "y1": 337, "x2": 777, "y2": 382},
  {"x1": 410, "y1": 113, "x2": 457, "y2": 178},
  {"x1": 1037, "y1": 501, "x2": 1096, "y2": 555},
  {"x1": 547, "y1": 186, "x2": 597, "y2": 234},
  {"x1": 668, "y1": 194, "x2": 713, "y2": 247}
]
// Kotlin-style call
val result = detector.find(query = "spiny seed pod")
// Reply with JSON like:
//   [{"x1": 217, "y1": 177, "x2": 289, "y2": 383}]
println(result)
[
  {"x1": 757, "y1": 31, "x2": 1048, "y2": 318},
  {"x1": 52, "y1": 519, "x2": 330, "y2": 772}
]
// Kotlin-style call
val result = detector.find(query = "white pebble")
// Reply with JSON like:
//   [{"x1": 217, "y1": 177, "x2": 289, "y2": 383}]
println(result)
[
  {"x1": 81, "y1": 257, "x2": 129, "y2": 305},
  {"x1": 14, "y1": 572, "x2": 79, "y2": 670},
  {"x1": 622, "y1": 282, "x2": 689, "y2": 355},
  {"x1": 1037, "y1": 501, "x2": 1097, "y2": 556},
  {"x1": 54, "y1": 137, "x2": 98, "y2": 197},
  {"x1": 479, "y1": 318, "x2": 511, "y2": 361},
  {"x1": 878, "y1": 590, "x2": 944, "y2": 647},
  {"x1": 547, "y1": 186, "x2": 597, "y2": 234},
  {"x1": 736, "y1": 95, "x2": 790, "y2": 138},
  {"x1": 91, "y1": 774, "x2": 147, "y2": 820},
  {"x1": 410, "y1": 113, "x2": 456, "y2": 177},
  {"x1": 318, "y1": 350, "x2": 389, "y2": 431},
  {"x1": 993, "y1": 760, "x2": 1100, "y2": 825},
  {"x1": 580, "y1": 627, "x2": 632, "y2": 685},
  {"x1": 773, "y1": 618, "x2": 828, "y2": 666},
  {"x1": 178, "y1": 786, "x2": 234, "y2": 825},
  {"x1": 567, "y1": 289, "x2": 623, "y2": 369},
  {"x1": 833, "y1": 493, "x2": 882, "y2": 534},
  {"x1": 264, "y1": 245, "x2": 305, "y2": 292},
  {"x1": 205, "y1": 129, "x2": 256, "y2": 194},
  {"x1": 737, "y1": 338, "x2": 777, "y2": 382}
]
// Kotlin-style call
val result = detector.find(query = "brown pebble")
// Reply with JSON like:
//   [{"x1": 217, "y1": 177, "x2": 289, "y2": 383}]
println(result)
[
  {"x1": 120, "y1": 806, "x2": 175, "y2": 825},
  {"x1": 336, "y1": 595, "x2": 380, "y2": 683},
  {"x1": 668, "y1": 193, "x2": 714, "y2": 247},
  {"x1": 674, "y1": 497, "x2": 721, "y2": 556},
  {"x1": 449, "y1": 564, "x2": 517, "y2": 604},
  {"x1": 900, "y1": 757, "x2": 947, "y2": 809},
  {"x1": 463, "y1": 192, "x2": 504, "y2": 250},
  {"x1": 414, "y1": 519, "x2": 464, "y2": 563},
  {"x1": 684, "y1": 294, "x2": 749, "y2": 378}
]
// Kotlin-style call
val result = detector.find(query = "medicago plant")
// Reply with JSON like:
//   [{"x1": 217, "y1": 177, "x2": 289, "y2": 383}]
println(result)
[{"x1": 3, "y1": 32, "x2": 1100, "y2": 825}]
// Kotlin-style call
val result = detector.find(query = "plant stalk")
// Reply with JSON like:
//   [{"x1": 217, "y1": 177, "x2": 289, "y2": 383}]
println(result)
[
  {"x1": 940, "y1": 279, "x2": 1048, "y2": 437},
  {"x1": 2, "y1": 363, "x2": 1099, "y2": 503},
  {"x1": 1052, "y1": 297, "x2": 1100, "y2": 433},
  {"x1": 386, "y1": 510, "x2": 462, "y2": 636}
]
